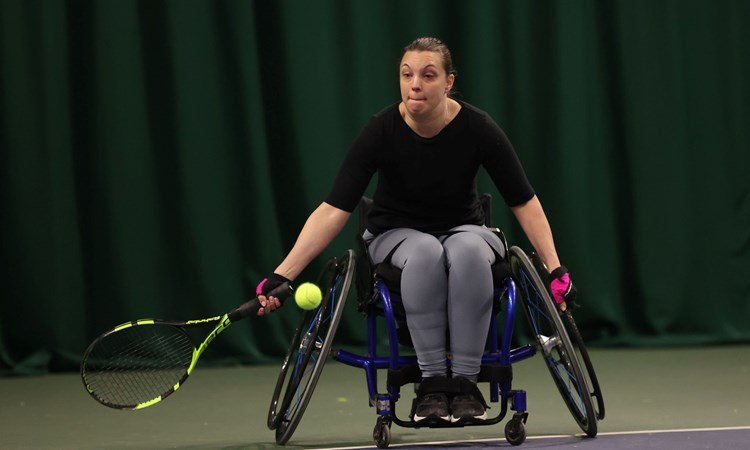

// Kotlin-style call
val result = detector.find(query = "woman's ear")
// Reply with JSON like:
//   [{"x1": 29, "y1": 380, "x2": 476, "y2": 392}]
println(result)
[{"x1": 446, "y1": 73, "x2": 456, "y2": 93}]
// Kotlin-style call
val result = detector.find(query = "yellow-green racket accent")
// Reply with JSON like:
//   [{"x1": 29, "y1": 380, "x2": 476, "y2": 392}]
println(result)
[{"x1": 81, "y1": 284, "x2": 292, "y2": 410}]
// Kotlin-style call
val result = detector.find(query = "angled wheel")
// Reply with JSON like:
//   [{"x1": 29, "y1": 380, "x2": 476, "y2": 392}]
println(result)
[
  {"x1": 561, "y1": 308, "x2": 605, "y2": 421},
  {"x1": 509, "y1": 246, "x2": 598, "y2": 437},
  {"x1": 529, "y1": 252, "x2": 605, "y2": 422},
  {"x1": 267, "y1": 250, "x2": 355, "y2": 445}
]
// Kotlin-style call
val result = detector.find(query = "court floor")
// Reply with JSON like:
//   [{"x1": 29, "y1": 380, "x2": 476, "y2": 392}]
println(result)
[{"x1": 1, "y1": 345, "x2": 748, "y2": 449}]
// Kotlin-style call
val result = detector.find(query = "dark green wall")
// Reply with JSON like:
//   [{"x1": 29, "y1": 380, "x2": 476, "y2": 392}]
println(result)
[{"x1": 2, "y1": 0, "x2": 748, "y2": 375}]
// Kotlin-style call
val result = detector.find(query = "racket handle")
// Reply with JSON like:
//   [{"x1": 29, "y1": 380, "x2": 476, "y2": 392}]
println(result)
[{"x1": 228, "y1": 282, "x2": 293, "y2": 322}]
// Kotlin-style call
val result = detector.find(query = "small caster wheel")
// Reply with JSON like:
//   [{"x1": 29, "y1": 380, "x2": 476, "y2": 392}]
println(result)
[
  {"x1": 373, "y1": 416, "x2": 392, "y2": 448},
  {"x1": 505, "y1": 417, "x2": 527, "y2": 446}
]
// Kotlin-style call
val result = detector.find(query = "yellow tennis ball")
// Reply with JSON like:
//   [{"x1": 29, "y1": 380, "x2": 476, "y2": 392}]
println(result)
[{"x1": 295, "y1": 282, "x2": 322, "y2": 310}]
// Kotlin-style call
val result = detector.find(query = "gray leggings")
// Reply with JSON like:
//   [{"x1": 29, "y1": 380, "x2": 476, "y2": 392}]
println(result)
[{"x1": 364, "y1": 225, "x2": 506, "y2": 380}]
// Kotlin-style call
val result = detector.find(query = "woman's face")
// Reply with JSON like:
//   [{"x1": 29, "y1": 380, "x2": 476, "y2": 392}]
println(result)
[{"x1": 399, "y1": 51, "x2": 454, "y2": 116}]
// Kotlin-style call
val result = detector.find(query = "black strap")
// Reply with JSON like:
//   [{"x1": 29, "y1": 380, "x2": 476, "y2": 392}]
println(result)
[
  {"x1": 387, "y1": 364, "x2": 422, "y2": 388},
  {"x1": 477, "y1": 363, "x2": 513, "y2": 385}
]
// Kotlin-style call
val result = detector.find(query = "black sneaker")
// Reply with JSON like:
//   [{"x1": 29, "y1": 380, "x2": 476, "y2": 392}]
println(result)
[
  {"x1": 450, "y1": 394, "x2": 487, "y2": 422},
  {"x1": 413, "y1": 392, "x2": 450, "y2": 422},
  {"x1": 412, "y1": 376, "x2": 452, "y2": 423},
  {"x1": 450, "y1": 377, "x2": 488, "y2": 422}
]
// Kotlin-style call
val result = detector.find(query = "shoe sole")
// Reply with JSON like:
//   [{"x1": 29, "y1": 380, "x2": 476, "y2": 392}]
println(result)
[
  {"x1": 413, "y1": 414, "x2": 451, "y2": 423},
  {"x1": 450, "y1": 412, "x2": 488, "y2": 423}
]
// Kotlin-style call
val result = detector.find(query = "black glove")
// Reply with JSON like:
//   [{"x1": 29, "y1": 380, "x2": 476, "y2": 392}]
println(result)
[{"x1": 256, "y1": 273, "x2": 290, "y2": 298}]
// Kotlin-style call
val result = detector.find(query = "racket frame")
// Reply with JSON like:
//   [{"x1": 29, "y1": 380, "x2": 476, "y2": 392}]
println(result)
[{"x1": 81, "y1": 285, "x2": 291, "y2": 410}]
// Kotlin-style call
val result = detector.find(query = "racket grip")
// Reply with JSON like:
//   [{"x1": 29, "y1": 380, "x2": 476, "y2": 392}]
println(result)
[{"x1": 228, "y1": 282, "x2": 293, "y2": 322}]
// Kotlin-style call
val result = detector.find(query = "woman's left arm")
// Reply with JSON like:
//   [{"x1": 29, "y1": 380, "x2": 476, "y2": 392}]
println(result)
[
  {"x1": 511, "y1": 195, "x2": 578, "y2": 310},
  {"x1": 510, "y1": 195, "x2": 561, "y2": 271}
]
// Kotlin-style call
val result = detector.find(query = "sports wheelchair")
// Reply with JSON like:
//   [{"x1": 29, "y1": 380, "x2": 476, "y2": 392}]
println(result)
[{"x1": 267, "y1": 195, "x2": 605, "y2": 447}]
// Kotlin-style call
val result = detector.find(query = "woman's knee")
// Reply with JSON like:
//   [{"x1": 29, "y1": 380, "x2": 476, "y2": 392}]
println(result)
[
  {"x1": 443, "y1": 232, "x2": 495, "y2": 268},
  {"x1": 394, "y1": 233, "x2": 445, "y2": 269}
]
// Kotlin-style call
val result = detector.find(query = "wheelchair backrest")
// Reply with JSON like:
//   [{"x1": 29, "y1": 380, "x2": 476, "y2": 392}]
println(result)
[{"x1": 357, "y1": 196, "x2": 375, "y2": 235}]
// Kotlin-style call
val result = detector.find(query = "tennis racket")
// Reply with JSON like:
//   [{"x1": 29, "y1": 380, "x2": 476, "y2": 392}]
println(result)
[{"x1": 81, "y1": 283, "x2": 292, "y2": 410}]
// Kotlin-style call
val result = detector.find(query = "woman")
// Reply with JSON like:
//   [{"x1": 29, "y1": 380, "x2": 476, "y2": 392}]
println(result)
[{"x1": 256, "y1": 37, "x2": 576, "y2": 423}]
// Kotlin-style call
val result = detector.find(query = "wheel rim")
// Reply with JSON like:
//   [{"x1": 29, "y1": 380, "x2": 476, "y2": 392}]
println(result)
[
  {"x1": 271, "y1": 250, "x2": 355, "y2": 445},
  {"x1": 510, "y1": 246, "x2": 597, "y2": 436}
]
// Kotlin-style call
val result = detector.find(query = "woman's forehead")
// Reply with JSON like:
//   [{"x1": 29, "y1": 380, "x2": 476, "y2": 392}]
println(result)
[{"x1": 400, "y1": 51, "x2": 443, "y2": 70}]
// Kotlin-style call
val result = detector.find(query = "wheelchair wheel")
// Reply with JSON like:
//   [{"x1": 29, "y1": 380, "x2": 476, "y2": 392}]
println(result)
[
  {"x1": 529, "y1": 252, "x2": 606, "y2": 422},
  {"x1": 561, "y1": 309, "x2": 606, "y2": 421},
  {"x1": 504, "y1": 414, "x2": 527, "y2": 446},
  {"x1": 267, "y1": 250, "x2": 355, "y2": 445},
  {"x1": 373, "y1": 416, "x2": 392, "y2": 449},
  {"x1": 509, "y1": 246, "x2": 598, "y2": 437}
]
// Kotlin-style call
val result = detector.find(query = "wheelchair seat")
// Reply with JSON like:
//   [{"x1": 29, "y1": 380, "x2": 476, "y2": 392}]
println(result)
[{"x1": 355, "y1": 194, "x2": 511, "y2": 317}]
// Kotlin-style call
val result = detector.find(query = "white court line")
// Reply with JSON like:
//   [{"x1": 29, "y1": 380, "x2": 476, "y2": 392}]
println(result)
[
  {"x1": 312, "y1": 426, "x2": 750, "y2": 450},
  {"x1": 597, "y1": 425, "x2": 750, "y2": 436}
]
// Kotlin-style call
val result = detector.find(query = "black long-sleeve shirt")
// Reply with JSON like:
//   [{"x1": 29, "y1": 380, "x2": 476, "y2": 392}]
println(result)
[{"x1": 325, "y1": 100, "x2": 535, "y2": 234}]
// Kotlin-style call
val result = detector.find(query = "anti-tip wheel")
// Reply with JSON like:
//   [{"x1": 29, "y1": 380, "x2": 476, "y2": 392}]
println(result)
[
  {"x1": 505, "y1": 418, "x2": 527, "y2": 446},
  {"x1": 374, "y1": 416, "x2": 392, "y2": 449}
]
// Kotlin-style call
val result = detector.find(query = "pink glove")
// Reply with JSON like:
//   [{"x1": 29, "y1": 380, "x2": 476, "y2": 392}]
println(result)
[{"x1": 549, "y1": 266, "x2": 577, "y2": 305}]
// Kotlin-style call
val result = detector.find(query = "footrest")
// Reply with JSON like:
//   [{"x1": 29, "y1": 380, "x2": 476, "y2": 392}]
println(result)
[{"x1": 410, "y1": 416, "x2": 494, "y2": 428}]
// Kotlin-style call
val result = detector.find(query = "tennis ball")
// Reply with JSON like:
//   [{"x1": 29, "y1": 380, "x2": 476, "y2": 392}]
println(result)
[{"x1": 295, "y1": 282, "x2": 322, "y2": 310}]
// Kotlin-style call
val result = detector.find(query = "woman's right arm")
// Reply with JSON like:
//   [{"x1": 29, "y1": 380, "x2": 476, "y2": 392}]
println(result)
[
  {"x1": 257, "y1": 202, "x2": 350, "y2": 315},
  {"x1": 258, "y1": 116, "x2": 383, "y2": 314},
  {"x1": 274, "y1": 201, "x2": 351, "y2": 281}
]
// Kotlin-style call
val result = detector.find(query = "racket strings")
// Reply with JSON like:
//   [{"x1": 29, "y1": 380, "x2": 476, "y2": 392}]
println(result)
[{"x1": 83, "y1": 324, "x2": 194, "y2": 408}]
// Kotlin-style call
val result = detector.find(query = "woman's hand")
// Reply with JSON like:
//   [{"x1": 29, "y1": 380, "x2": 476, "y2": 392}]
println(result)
[
  {"x1": 255, "y1": 273, "x2": 290, "y2": 316},
  {"x1": 549, "y1": 266, "x2": 577, "y2": 311}
]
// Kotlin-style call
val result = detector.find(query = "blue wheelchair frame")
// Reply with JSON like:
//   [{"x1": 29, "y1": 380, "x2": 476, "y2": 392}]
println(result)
[{"x1": 333, "y1": 276, "x2": 536, "y2": 429}]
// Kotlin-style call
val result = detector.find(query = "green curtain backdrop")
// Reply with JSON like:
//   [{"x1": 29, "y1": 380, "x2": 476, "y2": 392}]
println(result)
[{"x1": 1, "y1": 0, "x2": 748, "y2": 375}]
